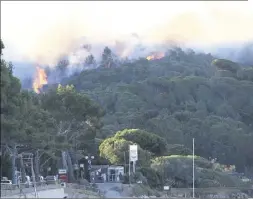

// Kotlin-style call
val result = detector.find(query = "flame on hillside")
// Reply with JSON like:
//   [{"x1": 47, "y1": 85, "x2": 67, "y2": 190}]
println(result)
[
  {"x1": 146, "y1": 52, "x2": 165, "y2": 60},
  {"x1": 33, "y1": 66, "x2": 48, "y2": 94}
]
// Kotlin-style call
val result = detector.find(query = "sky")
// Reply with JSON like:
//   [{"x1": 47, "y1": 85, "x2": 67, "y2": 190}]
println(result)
[{"x1": 1, "y1": 1, "x2": 253, "y2": 65}]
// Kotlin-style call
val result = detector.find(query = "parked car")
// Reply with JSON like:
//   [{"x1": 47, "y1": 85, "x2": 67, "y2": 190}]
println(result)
[
  {"x1": 45, "y1": 175, "x2": 57, "y2": 185},
  {"x1": 1, "y1": 180, "x2": 12, "y2": 185},
  {"x1": 1, "y1": 179, "x2": 13, "y2": 189}
]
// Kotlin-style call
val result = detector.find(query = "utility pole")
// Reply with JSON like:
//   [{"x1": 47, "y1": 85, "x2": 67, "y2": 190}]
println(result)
[{"x1": 192, "y1": 138, "x2": 195, "y2": 198}]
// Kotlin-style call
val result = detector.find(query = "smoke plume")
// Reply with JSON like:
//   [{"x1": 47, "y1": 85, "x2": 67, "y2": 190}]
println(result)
[{"x1": 1, "y1": 1, "x2": 253, "y2": 66}]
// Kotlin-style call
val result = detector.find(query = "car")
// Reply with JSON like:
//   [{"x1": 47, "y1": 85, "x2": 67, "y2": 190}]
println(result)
[
  {"x1": 1, "y1": 180, "x2": 13, "y2": 190},
  {"x1": 45, "y1": 175, "x2": 57, "y2": 185},
  {"x1": 1, "y1": 180, "x2": 12, "y2": 184}
]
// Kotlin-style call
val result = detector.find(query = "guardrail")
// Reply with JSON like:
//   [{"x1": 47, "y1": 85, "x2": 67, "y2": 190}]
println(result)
[
  {"x1": 162, "y1": 186, "x2": 253, "y2": 198},
  {"x1": 1, "y1": 183, "x2": 61, "y2": 197},
  {"x1": 168, "y1": 186, "x2": 253, "y2": 193}
]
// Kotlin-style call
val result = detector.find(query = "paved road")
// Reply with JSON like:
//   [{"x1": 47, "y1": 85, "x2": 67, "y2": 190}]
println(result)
[
  {"x1": 1, "y1": 184, "x2": 60, "y2": 197},
  {"x1": 96, "y1": 183, "x2": 123, "y2": 198}
]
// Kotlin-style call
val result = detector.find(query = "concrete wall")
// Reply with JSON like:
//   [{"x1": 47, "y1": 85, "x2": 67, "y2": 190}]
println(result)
[{"x1": 2, "y1": 188, "x2": 65, "y2": 198}]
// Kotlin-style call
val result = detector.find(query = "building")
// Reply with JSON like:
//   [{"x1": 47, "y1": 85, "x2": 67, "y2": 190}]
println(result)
[{"x1": 90, "y1": 165, "x2": 124, "y2": 183}]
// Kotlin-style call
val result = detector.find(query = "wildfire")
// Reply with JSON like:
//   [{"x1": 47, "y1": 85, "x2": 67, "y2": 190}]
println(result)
[
  {"x1": 146, "y1": 52, "x2": 165, "y2": 61},
  {"x1": 33, "y1": 66, "x2": 48, "y2": 94}
]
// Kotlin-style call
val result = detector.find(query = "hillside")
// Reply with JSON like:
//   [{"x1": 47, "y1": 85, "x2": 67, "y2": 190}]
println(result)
[
  {"x1": 62, "y1": 47, "x2": 253, "y2": 173},
  {"x1": 1, "y1": 39, "x2": 252, "y2": 189}
]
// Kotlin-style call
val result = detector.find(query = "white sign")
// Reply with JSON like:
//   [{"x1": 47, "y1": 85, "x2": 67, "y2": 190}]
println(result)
[
  {"x1": 164, "y1": 186, "x2": 170, "y2": 190},
  {"x1": 58, "y1": 169, "x2": 67, "y2": 174},
  {"x1": 129, "y1": 145, "x2": 138, "y2": 161}
]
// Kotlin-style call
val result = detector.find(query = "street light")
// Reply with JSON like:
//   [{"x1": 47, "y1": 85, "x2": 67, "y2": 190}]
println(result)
[
  {"x1": 85, "y1": 156, "x2": 94, "y2": 160},
  {"x1": 85, "y1": 155, "x2": 94, "y2": 170},
  {"x1": 85, "y1": 155, "x2": 94, "y2": 182}
]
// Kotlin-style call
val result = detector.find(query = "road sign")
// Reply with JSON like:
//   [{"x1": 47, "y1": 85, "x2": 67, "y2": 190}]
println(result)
[
  {"x1": 58, "y1": 169, "x2": 67, "y2": 174},
  {"x1": 88, "y1": 160, "x2": 91, "y2": 164},
  {"x1": 129, "y1": 145, "x2": 138, "y2": 161}
]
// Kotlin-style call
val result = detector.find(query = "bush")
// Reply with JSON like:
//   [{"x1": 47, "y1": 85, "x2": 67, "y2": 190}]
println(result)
[
  {"x1": 115, "y1": 129, "x2": 167, "y2": 156},
  {"x1": 166, "y1": 144, "x2": 192, "y2": 155},
  {"x1": 99, "y1": 136, "x2": 152, "y2": 166},
  {"x1": 138, "y1": 167, "x2": 162, "y2": 188}
]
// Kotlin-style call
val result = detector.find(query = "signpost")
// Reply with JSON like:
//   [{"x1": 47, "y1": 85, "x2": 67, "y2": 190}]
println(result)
[
  {"x1": 129, "y1": 145, "x2": 138, "y2": 162},
  {"x1": 129, "y1": 145, "x2": 138, "y2": 184},
  {"x1": 164, "y1": 186, "x2": 171, "y2": 198}
]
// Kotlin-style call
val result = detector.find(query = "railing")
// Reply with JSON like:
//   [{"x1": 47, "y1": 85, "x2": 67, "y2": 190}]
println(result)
[
  {"x1": 163, "y1": 186, "x2": 253, "y2": 198},
  {"x1": 168, "y1": 186, "x2": 253, "y2": 193}
]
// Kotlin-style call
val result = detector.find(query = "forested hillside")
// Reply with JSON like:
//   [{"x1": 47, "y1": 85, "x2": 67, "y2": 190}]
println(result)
[
  {"x1": 63, "y1": 47, "x2": 253, "y2": 174},
  {"x1": 1, "y1": 39, "x2": 253, "y2": 188}
]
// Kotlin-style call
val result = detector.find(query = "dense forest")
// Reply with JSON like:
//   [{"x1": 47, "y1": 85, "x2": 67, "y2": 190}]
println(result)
[
  {"x1": 1, "y1": 38, "x2": 253, "y2": 189},
  {"x1": 63, "y1": 46, "x2": 253, "y2": 173}
]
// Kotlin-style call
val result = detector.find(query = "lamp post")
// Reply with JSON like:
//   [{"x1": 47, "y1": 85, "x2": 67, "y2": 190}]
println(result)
[{"x1": 85, "y1": 155, "x2": 94, "y2": 182}]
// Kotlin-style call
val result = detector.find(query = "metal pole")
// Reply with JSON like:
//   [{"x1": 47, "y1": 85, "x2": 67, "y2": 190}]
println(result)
[
  {"x1": 31, "y1": 156, "x2": 38, "y2": 198},
  {"x1": 11, "y1": 146, "x2": 17, "y2": 185},
  {"x1": 133, "y1": 161, "x2": 135, "y2": 173},
  {"x1": 129, "y1": 146, "x2": 131, "y2": 185},
  {"x1": 124, "y1": 152, "x2": 126, "y2": 174},
  {"x1": 193, "y1": 138, "x2": 195, "y2": 198}
]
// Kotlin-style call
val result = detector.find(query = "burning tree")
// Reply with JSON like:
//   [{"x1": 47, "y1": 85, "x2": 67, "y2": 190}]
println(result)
[
  {"x1": 146, "y1": 52, "x2": 165, "y2": 61},
  {"x1": 33, "y1": 66, "x2": 48, "y2": 94}
]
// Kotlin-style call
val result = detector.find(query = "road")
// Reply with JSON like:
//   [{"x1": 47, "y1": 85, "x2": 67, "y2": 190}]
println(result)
[
  {"x1": 1, "y1": 185, "x2": 65, "y2": 198},
  {"x1": 1, "y1": 184, "x2": 60, "y2": 197},
  {"x1": 96, "y1": 183, "x2": 123, "y2": 198}
]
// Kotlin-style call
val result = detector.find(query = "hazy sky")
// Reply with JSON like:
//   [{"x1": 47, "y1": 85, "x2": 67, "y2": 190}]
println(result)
[{"x1": 1, "y1": 1, "x2": 253, "y2": 64}]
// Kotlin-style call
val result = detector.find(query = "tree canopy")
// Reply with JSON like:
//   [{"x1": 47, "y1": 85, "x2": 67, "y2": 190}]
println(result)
[
  {"x1": 114, "y1": 129, "x2": 167, "y2": 156},
  {"x1": 63, "y1": 48, "x2": 253, "y2": 174}
]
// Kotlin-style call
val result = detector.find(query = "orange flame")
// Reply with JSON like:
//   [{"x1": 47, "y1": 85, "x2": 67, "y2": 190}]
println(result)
[
  {"x1": 33, "y1": 66, "x2": 48, "y2": 94},
  {"x1": 146, "y1": 52, "x2": 165, "y2": 61}
]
